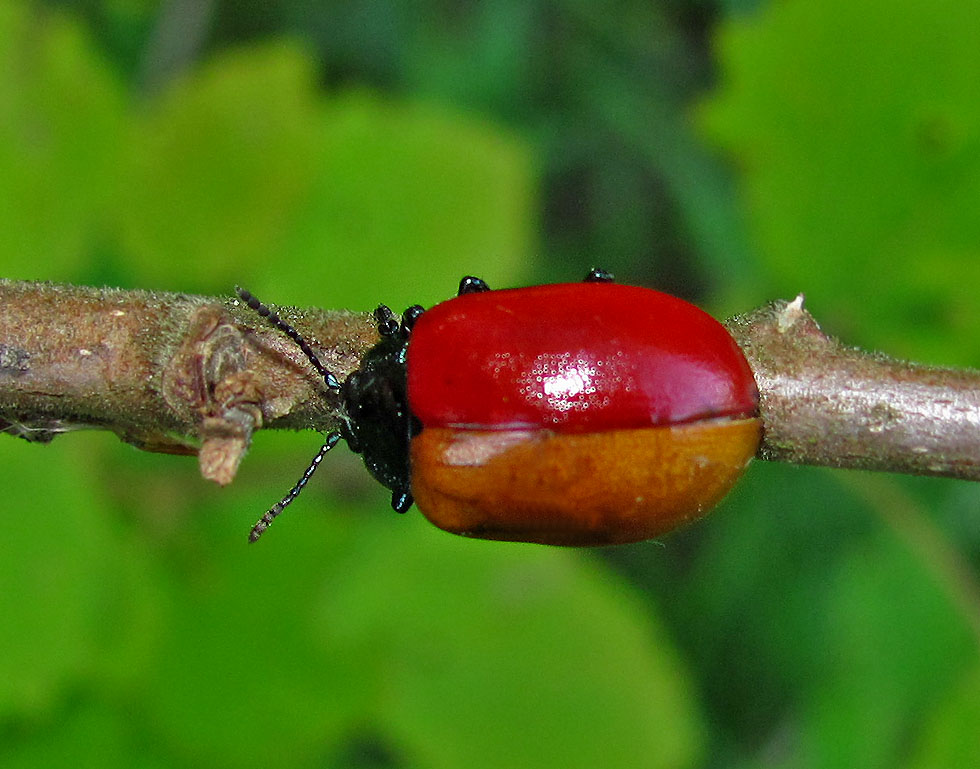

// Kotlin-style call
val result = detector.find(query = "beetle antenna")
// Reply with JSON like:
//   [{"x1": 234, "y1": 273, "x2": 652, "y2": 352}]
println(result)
[
  {"x1": 236, "y1": 287, "x2": 346, "y2": 542},
  {"x1": 248, "y1": 432, "x2": 342, "y2": 542},
  {"x1": 235, "y1": 287, "x2": 340, "y2": 391}
]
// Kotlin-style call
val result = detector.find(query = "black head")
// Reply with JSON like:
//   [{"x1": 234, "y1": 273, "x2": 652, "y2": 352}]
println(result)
[{"x1": 340, "y1": 304, "x2": 422, "y2": 513}]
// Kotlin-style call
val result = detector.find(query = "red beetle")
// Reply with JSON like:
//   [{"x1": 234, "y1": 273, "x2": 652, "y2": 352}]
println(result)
[{"x1": 238, "y1": 270, "x2": 760, "y2": 545}]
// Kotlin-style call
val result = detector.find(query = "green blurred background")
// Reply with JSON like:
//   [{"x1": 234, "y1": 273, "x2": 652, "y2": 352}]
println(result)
[{"x1": 1, "y1": 1, "x2": 979, "y2": 767}]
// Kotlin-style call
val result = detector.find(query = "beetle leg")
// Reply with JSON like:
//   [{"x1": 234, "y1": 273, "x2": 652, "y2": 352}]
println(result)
[
  {"x1": 391, "y1": 489, "x2": 414, "y2": 513},
  {"x1": 458, "y1": 276, "x2": 491, "y2": 295},
  {"x1": 583, "y1": 267, "x2": 615, "y2": 283},
  {"x1": 400, "y1": 304, "x2": 425, "y2": 334}
]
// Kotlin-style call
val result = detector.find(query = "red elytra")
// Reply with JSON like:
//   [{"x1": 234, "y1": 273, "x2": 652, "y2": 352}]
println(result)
[{"x1": 407, "y1": 282, "x2": 758, "y2": 432}]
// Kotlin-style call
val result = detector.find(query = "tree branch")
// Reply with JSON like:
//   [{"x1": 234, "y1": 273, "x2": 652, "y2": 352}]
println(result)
[
  {"x1": 726, "y1": 294, "x2": 980, "y2": 481},
  {"x1": 0, "y1": 280, "x2": 378, "y2": 485},
  {"x1": 1, "y1": 280, "x2": 978, "y2": 486}
]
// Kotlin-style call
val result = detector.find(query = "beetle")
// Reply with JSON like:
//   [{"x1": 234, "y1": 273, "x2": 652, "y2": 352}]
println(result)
[{"x1": 237, "y1": 269, "x2": 761, "y2": 545}]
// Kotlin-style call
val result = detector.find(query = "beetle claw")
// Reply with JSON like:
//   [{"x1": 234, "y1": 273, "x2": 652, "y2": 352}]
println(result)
[
  {"x1": 583, "y1": 267, "x2": 615, "y2": 283},
  {"x1": 391, "y1": 490, "x2": 413, "y2": 513}
]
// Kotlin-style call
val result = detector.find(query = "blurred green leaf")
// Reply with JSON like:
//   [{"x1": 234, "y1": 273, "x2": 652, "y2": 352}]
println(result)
[
  {"x1": 138, "y1": 500, "x2": 370, "y2": 769},
  {"x1": 319, "y1": 518, "x2": 705, "y2": 769},
  {"x1": 0, "y1": 699, "x2": 168, "y2": 769},
  {"x1": 0, "y1": 3, "x2": 124, "y2": 280},
  {"x1": 701, "y1": 0, "x2": 980, "y2": 365},
  {"x1": 116, "y1": 40, "x2": 323, "y2": 292},
  {"x1": 906, "y1": 661, "x2": 980, "y2": 769},
  {"x1": 278, "y1": 89, "x2": 534, "y2": 312},
  {"x1": 796, "y1": 523, "x2": 977, "y2": 769},
  {"x1": 125, "y1": 492, "x2": 703, "y2": 769},
  {"x1": 0, "y1": 436, "x2": 149, "y2": 718},
  {"x1": 656, "y1": 463, "x2": 980, "y2": 768},
  {"x1": 113, "y1": 33, "x2": 533, "y2": 306},
  {"x1": 672, "y1": 464, "x2": 878, "y2": 742}
]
